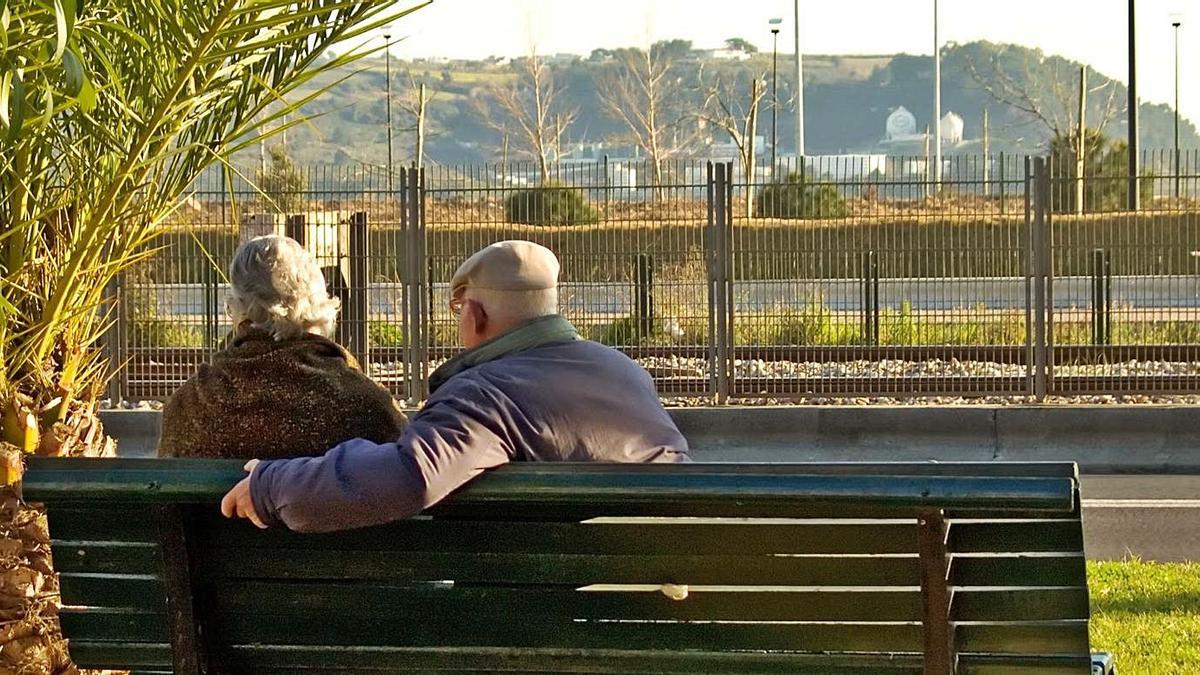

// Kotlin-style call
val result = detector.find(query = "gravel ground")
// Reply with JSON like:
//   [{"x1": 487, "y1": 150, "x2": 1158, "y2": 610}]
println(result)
[{"x1": 102, "y1": 357, "x2": 1200, "y2": 409}]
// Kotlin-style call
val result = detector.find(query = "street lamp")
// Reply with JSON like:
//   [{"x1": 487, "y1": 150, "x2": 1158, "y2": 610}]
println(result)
[
  {"x1": 933, "y1": 0, "x2": 941, "y2": 188},
  {"x1": 383, "y1": 33, "x2": 394, "y2": 179},
  {"x1": 769, "y1": 17, "x2": 782, "y2": 176},
  {"x1": 1172, "y1": 15, "x2": 1182, "y2": 198}
]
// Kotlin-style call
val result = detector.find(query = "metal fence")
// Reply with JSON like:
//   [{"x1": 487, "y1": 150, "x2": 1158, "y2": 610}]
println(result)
[{"x1": 106, "y1": 150, "x2": 1200, "y2": 403}]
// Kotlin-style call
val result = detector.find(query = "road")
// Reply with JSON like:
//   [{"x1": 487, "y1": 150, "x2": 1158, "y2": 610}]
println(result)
[
  {"x1": 143, "y1": 275, "x2": 1200, "y2": 318},
  {"x1": 1081, "y1": 475, "x2": 1200, "y2": 562}
]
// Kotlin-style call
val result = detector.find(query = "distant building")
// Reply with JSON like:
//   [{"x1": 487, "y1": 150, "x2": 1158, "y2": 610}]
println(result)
[
  {"x1": 886, "y1": 106, "x2": 919, "y2": 141},
  {"x1": 939, "y1": 111, "x2": 964, "y2": 145},
  {"x1": 693, "y1": 48, "x2": 752, "y2": 61},
  {"x1": 880, "y1": 107, "x2": 967, "y2": 151},
  {"x1": 804, "y1": 154, "x2": 888, "y2": 178}
]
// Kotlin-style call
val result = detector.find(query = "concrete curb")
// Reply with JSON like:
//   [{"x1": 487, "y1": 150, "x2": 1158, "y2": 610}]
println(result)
[{"x1": 100, "y1": 406, "x2": 1200, "y2": 472}]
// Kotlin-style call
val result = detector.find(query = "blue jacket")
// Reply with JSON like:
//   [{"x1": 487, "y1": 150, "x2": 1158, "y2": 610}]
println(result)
[{"x1": 250, "y1": 339, "x2": 689, "y2": 532}]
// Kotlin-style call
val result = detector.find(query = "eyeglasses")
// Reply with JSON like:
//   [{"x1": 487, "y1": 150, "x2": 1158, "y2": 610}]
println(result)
[{"x1": 449, "y1": 297, "x2": 465, "y2": 317}]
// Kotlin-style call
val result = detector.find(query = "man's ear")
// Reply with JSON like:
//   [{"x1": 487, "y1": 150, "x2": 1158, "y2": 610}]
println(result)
[{"x1": 467, "y1": 299, "x2": 488, "y2": 334}]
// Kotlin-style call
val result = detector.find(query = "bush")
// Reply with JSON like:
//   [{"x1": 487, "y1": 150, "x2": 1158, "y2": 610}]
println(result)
[
  {"x1": 735, "y1": 302, "x2": 860, "y2": 346},
  {"x1": 505, "y1": 184, "x2": 600, "y2": 225},
  {"x1": 129, "y1": 318, "x2": 205, "y2": 348},
  {"x1": 589, "y1": 316, "x2": 652, "y2": 346},
  {"x1": 1050, "y1": 132, "x2": 1155, "y2": 213},
  {"x1": 755, "y1": 172, "x2": 850, "y2": 219},
  {"x1": 369, "y1": 323, "x2": 406, "y2": 348}
]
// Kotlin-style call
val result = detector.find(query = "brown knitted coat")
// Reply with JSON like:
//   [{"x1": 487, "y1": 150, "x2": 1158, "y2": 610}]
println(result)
[{"x1": 159, "y1": 328, "x2": 407, "y2": 459}]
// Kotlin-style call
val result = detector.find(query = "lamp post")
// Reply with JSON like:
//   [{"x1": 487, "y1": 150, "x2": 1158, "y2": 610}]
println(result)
[
  {"x1": 1128, "y1": 0, "x2": 1139, "y2": 210},
  {"x1": 793, "y1": 0, "x2": 804, "y2": 159},
  {"x1": 383, "y1": 33, "x2": 394, "y2": 180},
  {"x1": 933, "y1": 0, "x2": 941, "y2": 188},
  {"x1": 770, "y1": 18, "x2": 782, "y2": 177},
  {"x1": 1173, "y1": 16, "x2": 1182, "y2": 199}
]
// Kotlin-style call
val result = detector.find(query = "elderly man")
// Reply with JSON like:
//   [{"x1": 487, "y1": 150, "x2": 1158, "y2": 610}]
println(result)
[{"x1": 221, "y1": 240, "x2": 689, "y2": 532}]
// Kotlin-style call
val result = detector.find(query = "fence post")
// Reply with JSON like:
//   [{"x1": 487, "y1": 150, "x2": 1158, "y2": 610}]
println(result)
[
  {"x1": 708, "y1": 162, "x2": 733, "y2": 403},
  {"x1": 411, "y1": 167, "x2": 429, "y2": 402},
  {"x1": 1032, "y1": 157, "x2": 1051, "y2": 400},
  {"x1": 203, "y1": 264, "x2": 218, "y2": 350},
  {"x1": 1090, "y1": 248, "x2": 1112, "y2": 346},
  {"x1": 397, "y1": 167, "x2": 415, "y2": 404},
  {"x1": 347, "y1": 211, "x2": 369, "y2": 363},
  {"x1": 635, "y1": 253, "x2": 654, "y2": 340},
  {"x1": 285, "y1": 214, "x2": 306, "y2": 246},
  {"x1": 104, "y1": 274, "x2": 126, "y2": 405},
  {"x1": 603, "y1": 154, "x2": 610, "y2": 210},
  {"x1": 999, "y1": 152, "x2": 1007, "y2": 215},
  {"x1": 861, "y1": 251, "x2": 880, "y2": 345}
]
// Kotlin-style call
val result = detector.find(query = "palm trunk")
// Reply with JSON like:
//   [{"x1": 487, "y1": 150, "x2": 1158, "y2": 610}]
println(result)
[{"x1": 1, "y1": 400, "x2": 116, "y2": 674}]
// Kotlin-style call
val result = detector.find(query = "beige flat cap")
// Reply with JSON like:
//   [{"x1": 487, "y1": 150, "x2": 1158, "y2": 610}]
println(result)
[{"x1": 450, "y1": 240, "x2": 560, "y2": 295}]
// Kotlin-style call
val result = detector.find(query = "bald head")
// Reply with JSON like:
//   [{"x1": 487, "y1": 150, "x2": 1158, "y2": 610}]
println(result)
[{"x1": 452, "y1": 241, "x2": 561, "y2": 348}]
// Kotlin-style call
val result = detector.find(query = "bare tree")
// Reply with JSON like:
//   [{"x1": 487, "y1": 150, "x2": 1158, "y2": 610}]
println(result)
[
  {"x1": 963, "y1": 45, "x2": 1119, "y2": 143},
  {"x1": 473, "y1": 52, "x2": 575, "y2": 184},
  {"x1": 699, "y1": 67, "x2": 767, "y2": 217},
  {"x1": 398, "y1": 74, "x2": 434, "y2": 168},
  {"x1": 597, "y1": 45, "x2": 702, "y2": 193}
]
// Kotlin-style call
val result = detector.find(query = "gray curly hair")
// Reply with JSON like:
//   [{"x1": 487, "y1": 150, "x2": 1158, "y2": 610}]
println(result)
[{"x1": 226, "y1": 235, "x2": 339, "y2": 340}]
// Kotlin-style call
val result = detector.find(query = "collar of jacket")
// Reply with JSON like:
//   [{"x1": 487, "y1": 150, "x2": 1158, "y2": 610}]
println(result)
[{"x1": 428, "y1": 314, "x2": 580, "y2": 393}]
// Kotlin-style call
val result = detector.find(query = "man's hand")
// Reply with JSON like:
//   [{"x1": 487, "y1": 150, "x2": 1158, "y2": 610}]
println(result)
[{"x1": 220, "y1": 459, "x2": 267, "y2": 529}]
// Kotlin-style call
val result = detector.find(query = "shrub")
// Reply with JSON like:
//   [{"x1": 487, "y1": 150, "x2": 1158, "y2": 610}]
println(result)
[
  {"x1": 589, "y1": 316, "x2": 652, "y2": 346},
  {"x1": 369, "y1": 323, "x2": 406, "y2": 348},
  {"x1": 736, "y1": 302, "x2": 859, "y2": 346},
  {"x1": 1050, "y1": 132, "x2": 1155, "y2": 213},
  {"x1": 129, "y1": 318, "x2": 205, "y2": 348},
  {"x1": 754, "y1": 172, "x2": 850, "y2": 219},
  {"x1": 505, "y1": 184, "x2": 600, "y2": 225}
]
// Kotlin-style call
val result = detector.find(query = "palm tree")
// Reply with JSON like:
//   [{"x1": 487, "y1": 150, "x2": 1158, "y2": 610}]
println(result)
[{"x1": 0, "y1": 1, "x2": 426, "y2": 669}]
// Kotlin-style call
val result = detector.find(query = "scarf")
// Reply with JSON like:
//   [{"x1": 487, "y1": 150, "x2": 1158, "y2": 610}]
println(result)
[{"x1": 428, "y1": 314, "x2": 580, "y2": 393}]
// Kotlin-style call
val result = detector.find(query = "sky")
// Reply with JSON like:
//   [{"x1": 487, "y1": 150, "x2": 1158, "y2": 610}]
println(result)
[{"x1": 376, "y1": 0, "x2": 1199, "y2": 127}]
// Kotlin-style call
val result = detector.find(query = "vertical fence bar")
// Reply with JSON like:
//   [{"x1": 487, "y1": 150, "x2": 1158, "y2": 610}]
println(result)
[
  {"x1": 1023, "y1": 157, "x2": 1035, "y2": 396},
  {"x1": 347, "y1": 211, "x2": 369, "y2": 363},
  {"x1": 1032, "y1": 157, "x2": 1050, "y2": 399},
  {"x1": 635, "y1": 253, "x2": 654, "y2": 341},
  {"x1": 413, "y1": 167, "x2": 429, "y2": 401},
  {"x1": 710, "y1": 162, "x2": 732, "y2": 403},
  {"x1": 999, "y1": 152, "x2": 1006, "y2": 215},
  {"x1": 203, "y1": 264, "x2": 217, "y2": 350},
  {"x1": 285, "y1": 214, "x2": 306, "y2": 246},
  {"x1": 104, "y1": 274, "x2": 126, "y2": 405},
  {"x1": 705, "y1": 162, "x2": 719, "y2": 401}
]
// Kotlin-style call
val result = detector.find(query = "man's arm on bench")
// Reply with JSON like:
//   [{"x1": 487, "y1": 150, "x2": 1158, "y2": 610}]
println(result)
[{"x1": 245, "y1": 391, "x2": 510, "y2": 532}]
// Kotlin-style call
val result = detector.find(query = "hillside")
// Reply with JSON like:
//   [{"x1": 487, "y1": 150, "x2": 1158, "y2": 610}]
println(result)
[{"x1": 246, "y1": 40, "x2": 1199, "y2": 166}]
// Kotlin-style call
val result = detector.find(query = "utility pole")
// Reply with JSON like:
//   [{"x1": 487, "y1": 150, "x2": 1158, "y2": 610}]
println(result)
[
  {"x1": 1128, "y1": 0, "x2": 1139, "y2": 210},
  {"x1": 384, "y1": 33, "x2": 394, "y2": 180},
  {"x1": 982, "y1": 107, "x2": 990, "y2": 196},
  {"x1": 793, "y1": 0, "x2": 804, "y2": 159},
  {"x1": 923, "y1": 124, "x2": 931, "y2": 199},
  {"x1": 770, "y1": 18, "x2": 782, "y2": 174},
  {"x1": 1076, "y1": 66, "x2": 1087, "y2": 215},
  {"x1": 415, "y1": 83, "x2": 427, "y2": 169},
  {"x1": 1173, "y1": 17, "x2": 1182, "y2": 199},
  {"x1": 933, "y1": 0, "x2": 942, "y2": 188}
]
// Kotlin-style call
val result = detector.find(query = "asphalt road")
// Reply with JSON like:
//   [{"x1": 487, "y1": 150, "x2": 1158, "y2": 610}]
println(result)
[{"x1": 1081, "y1": 475, "x2": 1200, "y2": 562}]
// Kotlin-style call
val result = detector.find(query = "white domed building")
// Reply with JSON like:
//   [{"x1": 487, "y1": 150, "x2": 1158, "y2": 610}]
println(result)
[
  {"x1": 939, "y1": 111, "x2": 964, "y2": 146},
  {"x1": 886, "y1": 106, "x2": 918, "y2": 141}
]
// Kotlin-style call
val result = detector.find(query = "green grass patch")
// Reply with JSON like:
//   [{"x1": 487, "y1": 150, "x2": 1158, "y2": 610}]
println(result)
[{"x1": 1089, "y1": 560, "x2": 1200, "y2": 673}]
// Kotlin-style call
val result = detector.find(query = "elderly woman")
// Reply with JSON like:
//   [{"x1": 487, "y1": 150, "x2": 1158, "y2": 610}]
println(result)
[{"x1": 159, "y1": 235, "x2": 407, "y2": 459}]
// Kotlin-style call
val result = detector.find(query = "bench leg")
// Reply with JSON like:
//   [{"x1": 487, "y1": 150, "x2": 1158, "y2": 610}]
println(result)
[
  {"x1": 918, "y1": 509, "x2": 955, "y2": 675},
  {"x1": 1092, "y1": 652, "x2": 1116, "y2": 675}
]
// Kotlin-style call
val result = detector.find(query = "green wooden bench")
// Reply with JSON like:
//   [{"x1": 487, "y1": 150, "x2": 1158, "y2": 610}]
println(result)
[{"x1": 23, "y1": 458, "x2": 1113, "y2": 674}]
